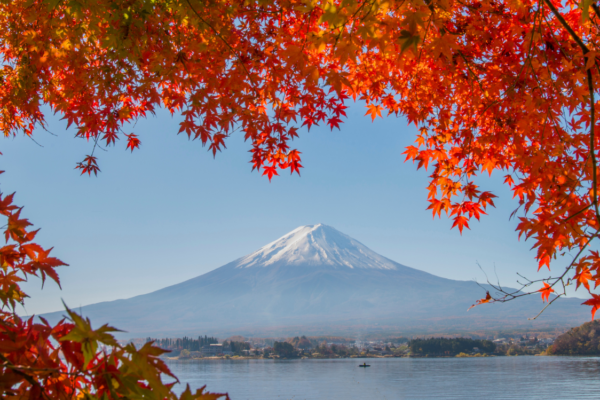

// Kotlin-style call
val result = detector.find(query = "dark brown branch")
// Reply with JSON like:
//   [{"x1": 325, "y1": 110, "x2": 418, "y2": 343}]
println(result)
[
  {"x1": 542, "y1": 0, "x2": 590, "y2": 54},
  {"x1": 563, "y1": 204, "x2": 592, "y2": 222},
  {"x1": 587, "y1": 69, "x2": 600, "y2": 221},
  {"x1": 0, "y1": 354, "x2": 44, "y2": 392},
  {"x1": 592, "y1": 3, "x2": 600, "y2": 19}
]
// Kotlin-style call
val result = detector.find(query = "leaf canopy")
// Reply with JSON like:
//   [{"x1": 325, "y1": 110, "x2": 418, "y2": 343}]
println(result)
[{"x1": 3, "y1": 0, "x2": 600, "y2": 397}]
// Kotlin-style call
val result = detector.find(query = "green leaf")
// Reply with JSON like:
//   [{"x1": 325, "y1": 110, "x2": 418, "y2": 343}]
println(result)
[
  {"x1": 59, "y1": 302, "x2": 122, "y2": 366},
  {"x1": 399, "y1": 30, "x2": 420, "y2": 53}
]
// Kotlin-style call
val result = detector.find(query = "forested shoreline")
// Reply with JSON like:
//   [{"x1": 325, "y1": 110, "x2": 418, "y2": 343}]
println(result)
[
  {"x1": 549, "y1": 320, "x2": 600, "y2": 355},
  {"x1": 138, "y1": 335, "x2": 556, "y2": 359}
]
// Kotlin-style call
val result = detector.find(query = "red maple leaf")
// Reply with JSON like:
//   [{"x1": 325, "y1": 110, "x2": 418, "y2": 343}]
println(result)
[
  {"x1": 451, "y1": 215, "x2": 470, "y2": 234},
  {"x1": 262, "y1": 164, "x2": 279, "y2": 181},
  {"x1": 126, "y1": 134, "x2": 141, "y2": 152},
  {"x1": 75, "y1": 156, "x2": 100, "y2": 176},
  {"x1": 583, "y1": 294, "x2": 600, "y2": 320}
]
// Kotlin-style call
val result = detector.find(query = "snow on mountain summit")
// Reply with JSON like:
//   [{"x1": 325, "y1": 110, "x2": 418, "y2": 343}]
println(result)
[{"x1": 233, "y1": 224, "x2": 399, "y2": 270}]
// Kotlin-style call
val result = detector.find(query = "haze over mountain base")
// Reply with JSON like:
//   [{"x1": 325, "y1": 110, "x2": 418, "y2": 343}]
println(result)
[{"x1": 40, "y1": 224, "x2": 589, "y2": 338}]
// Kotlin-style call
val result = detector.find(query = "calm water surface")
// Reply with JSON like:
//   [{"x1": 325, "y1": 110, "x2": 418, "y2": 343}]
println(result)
[{"x1": 167, "y1": 356, "x2": 600, "y2": 399}]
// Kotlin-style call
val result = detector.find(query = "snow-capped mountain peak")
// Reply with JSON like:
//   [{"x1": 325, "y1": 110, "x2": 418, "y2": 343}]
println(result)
[{"x1": 233, "y1": 224, "x2": 399, "y2": 270}]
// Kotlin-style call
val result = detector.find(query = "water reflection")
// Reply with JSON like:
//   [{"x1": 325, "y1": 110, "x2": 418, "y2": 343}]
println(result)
[{"x1": 167, "y1": 356, "x2": 600, "y2": 399}]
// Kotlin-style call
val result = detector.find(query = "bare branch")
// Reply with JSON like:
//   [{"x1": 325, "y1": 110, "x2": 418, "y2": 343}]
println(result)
[{"x1": 528, "y1": 294, "x2": 563, "y2": 320}]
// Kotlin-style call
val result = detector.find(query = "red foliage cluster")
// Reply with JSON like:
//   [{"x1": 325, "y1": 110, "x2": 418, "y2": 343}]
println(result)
[{"x1": 0, "y1": 180, "x2": 227, "y2": 399}]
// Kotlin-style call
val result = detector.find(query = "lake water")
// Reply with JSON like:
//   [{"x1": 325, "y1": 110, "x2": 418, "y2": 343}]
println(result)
[{"x1": 167, "y1": 356, "x2": 600, "y2": 399}]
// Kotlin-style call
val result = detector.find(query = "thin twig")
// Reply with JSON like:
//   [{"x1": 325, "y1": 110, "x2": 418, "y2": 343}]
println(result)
[{"x1": 528, "y1": 294, "x2": 563, "y2": 320}]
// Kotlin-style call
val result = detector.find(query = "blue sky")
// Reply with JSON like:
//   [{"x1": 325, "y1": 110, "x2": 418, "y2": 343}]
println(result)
[{"x1": 6, "y1": 103, "x2": 580, "y2": 316}]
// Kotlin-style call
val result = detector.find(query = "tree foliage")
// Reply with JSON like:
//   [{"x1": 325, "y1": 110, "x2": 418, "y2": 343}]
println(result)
[
  {"x1": 0, "y1": 187, "x2": 228, "y2": 399},
  {"x1": 3, "y1": 0, "x2": 600, "y2": 311},
  {"x1": 273, "y1": 341, "x2": 296, "y2": 357},
  {"x1": 149, "y1": 336, "x2": 219, "y2": 351},
  {"x1": 549, "y1": 320, "x2": 600, "y2": 355},
  {"x1": 288, "y1": 335, "x2": 312, "y2": 349},
  {"x1": 223, "y1": 340, "x2": 250, "y2": 355},
  {"x1": 3, "y1": 0, "x2": 600, "y2": 396},
  {"x1": 409, "y1": 337, "x2": 496, "y2": 355}
]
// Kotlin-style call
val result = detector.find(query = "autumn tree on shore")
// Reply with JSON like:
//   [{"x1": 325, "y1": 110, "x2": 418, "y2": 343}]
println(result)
[
  {"x1": 549, "y1": 320, "x2": 600, "y2": 355},
  {"x1": 2, "y1": 0, "x2": 600, "y2": 398}
]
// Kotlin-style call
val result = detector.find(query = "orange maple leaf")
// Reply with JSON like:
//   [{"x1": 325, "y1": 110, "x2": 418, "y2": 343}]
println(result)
[
  {"x1": 468, "y1": 291, "x2": 492, "y2": 310},
  {"x1": 427, "y1": 199, "x2": 447, "y2": 218},
  {"x1": 451, "y1": 215, "x2": 470, "y2": 234},
  {"x1": 364, "y1": 104, "x2": 382, "y2": 121},
  {"x1": 537, "y1": 254, "x2": 551, "y2": 271},
  {"x1": 402, "y1": 145, "x2": 419, "y2": 162},
  {"x1": 538, "y1": 282, "x2": 554, "y2": 303},
  {"x1": 575, "y1": 267, "x2": 593, "y2": 291}
]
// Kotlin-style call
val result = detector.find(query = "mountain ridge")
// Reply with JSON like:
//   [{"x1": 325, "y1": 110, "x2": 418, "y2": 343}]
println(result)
[{"x1": 39, "y1": 224, "x2": 589, "y2": 337}]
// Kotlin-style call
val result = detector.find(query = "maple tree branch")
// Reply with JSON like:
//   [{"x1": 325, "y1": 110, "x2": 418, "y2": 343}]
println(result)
[
  {"x1": 503, "y1": 4, "x2": 541, "y2": 99},
  {"x1": 563, "y1": 204, "x2": 592, "y2": 222},
  {"x1": 587, "y1": 69, "x2": 600, "y2": 223},
  {"x1": 418, "y1": 12, "x2": 435, "y2": 64},
  {"x1": 528, "y1": 293, "x2": 563, "y2": 320},
  {"x1": 0, "y1": 354, "x2": 46, "y2": 395},
  {"x1": 457, "y1": 51, "x2": 485, "y2": 93},
  {"x1": 542, "y1": 0, "x2": 590, "y2": 54},
  {"x1": 542, "y1": 0, "x2": 600, "y2": 231},
  {"x1": 482, "y1": 229, "x2": 598, "y2": 308},
  {"x1": 1, "y1": 362, "x2": 59, "y2": 374},
  {"x1": 593, "y1": 3, "x2": 600, "y2": 20},
  {"x1": 334, "y1": 0, "x2": 373, "y2": 45},
  {"x1": 183, "y1": 0, "x2": 258, "y2": 93},
  {"x1": 553, "y1": 232, "x2": 597, "y2": 283}
]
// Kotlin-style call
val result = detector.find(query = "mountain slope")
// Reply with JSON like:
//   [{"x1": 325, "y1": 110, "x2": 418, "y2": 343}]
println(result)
[{"x1": 40, "y1": 224, "x2": 589, "y2": 337}]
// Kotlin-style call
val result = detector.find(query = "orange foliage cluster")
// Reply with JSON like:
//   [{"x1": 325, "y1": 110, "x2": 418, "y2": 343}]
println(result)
[
  {"x1": 3, "y1": 0, "x2": 599, "y2": 304},
  {"x1": 2, "y1": 0, "x2": 600, "y2": 395}
]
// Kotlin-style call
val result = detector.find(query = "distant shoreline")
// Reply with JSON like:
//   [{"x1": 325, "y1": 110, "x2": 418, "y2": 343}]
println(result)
[
  {"x1": 165, "y1": 355, "x2": 393, "y2": 361},
  {"x1": 164, "y1": 353, "x2": 518, "y2": 361}
]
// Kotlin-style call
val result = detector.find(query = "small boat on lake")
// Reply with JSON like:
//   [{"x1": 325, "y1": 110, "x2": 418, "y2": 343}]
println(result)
[{"x1": 359, "y1": 363, "x2": 370, "y2": 367}]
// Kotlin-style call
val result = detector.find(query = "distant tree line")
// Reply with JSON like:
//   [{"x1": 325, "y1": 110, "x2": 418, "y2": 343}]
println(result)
[
  {"x1": 273, "y1": 341, "x2": 296, "y2": 358},
  {"x1": 287, "y1": 336, "x2": 312, "y2": 349},
  {"x1": 314, "y1": 341, "x2": 360, "y2": 357},
  {"x1": 222, "y1": 340, "x2": 250, "y2": 355},
  {"x1": 146, "y1": 335, "x2": 218, "y2": 351},
  {"x1": 549, "y1": 320, "x2": 600, "y2": 355},
  {"x1": 409, "y1": 338, "x2": 495, "y2": 355},
  {"x1": 271, "y1": 338, "x2": 363, "y2": 358},
  {"x1": 388, "y1": 337, "x2": 409, "y2": 345}
]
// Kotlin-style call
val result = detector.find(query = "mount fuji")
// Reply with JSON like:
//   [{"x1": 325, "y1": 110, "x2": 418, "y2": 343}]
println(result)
[{"x1": 41, "y1": 224, "x2": 588, "y2": 337}]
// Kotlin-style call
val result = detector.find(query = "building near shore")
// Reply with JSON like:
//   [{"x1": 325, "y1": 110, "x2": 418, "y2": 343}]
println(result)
[{"x1": 202, "y1": 344, "x2": 232, "y2": 356}]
